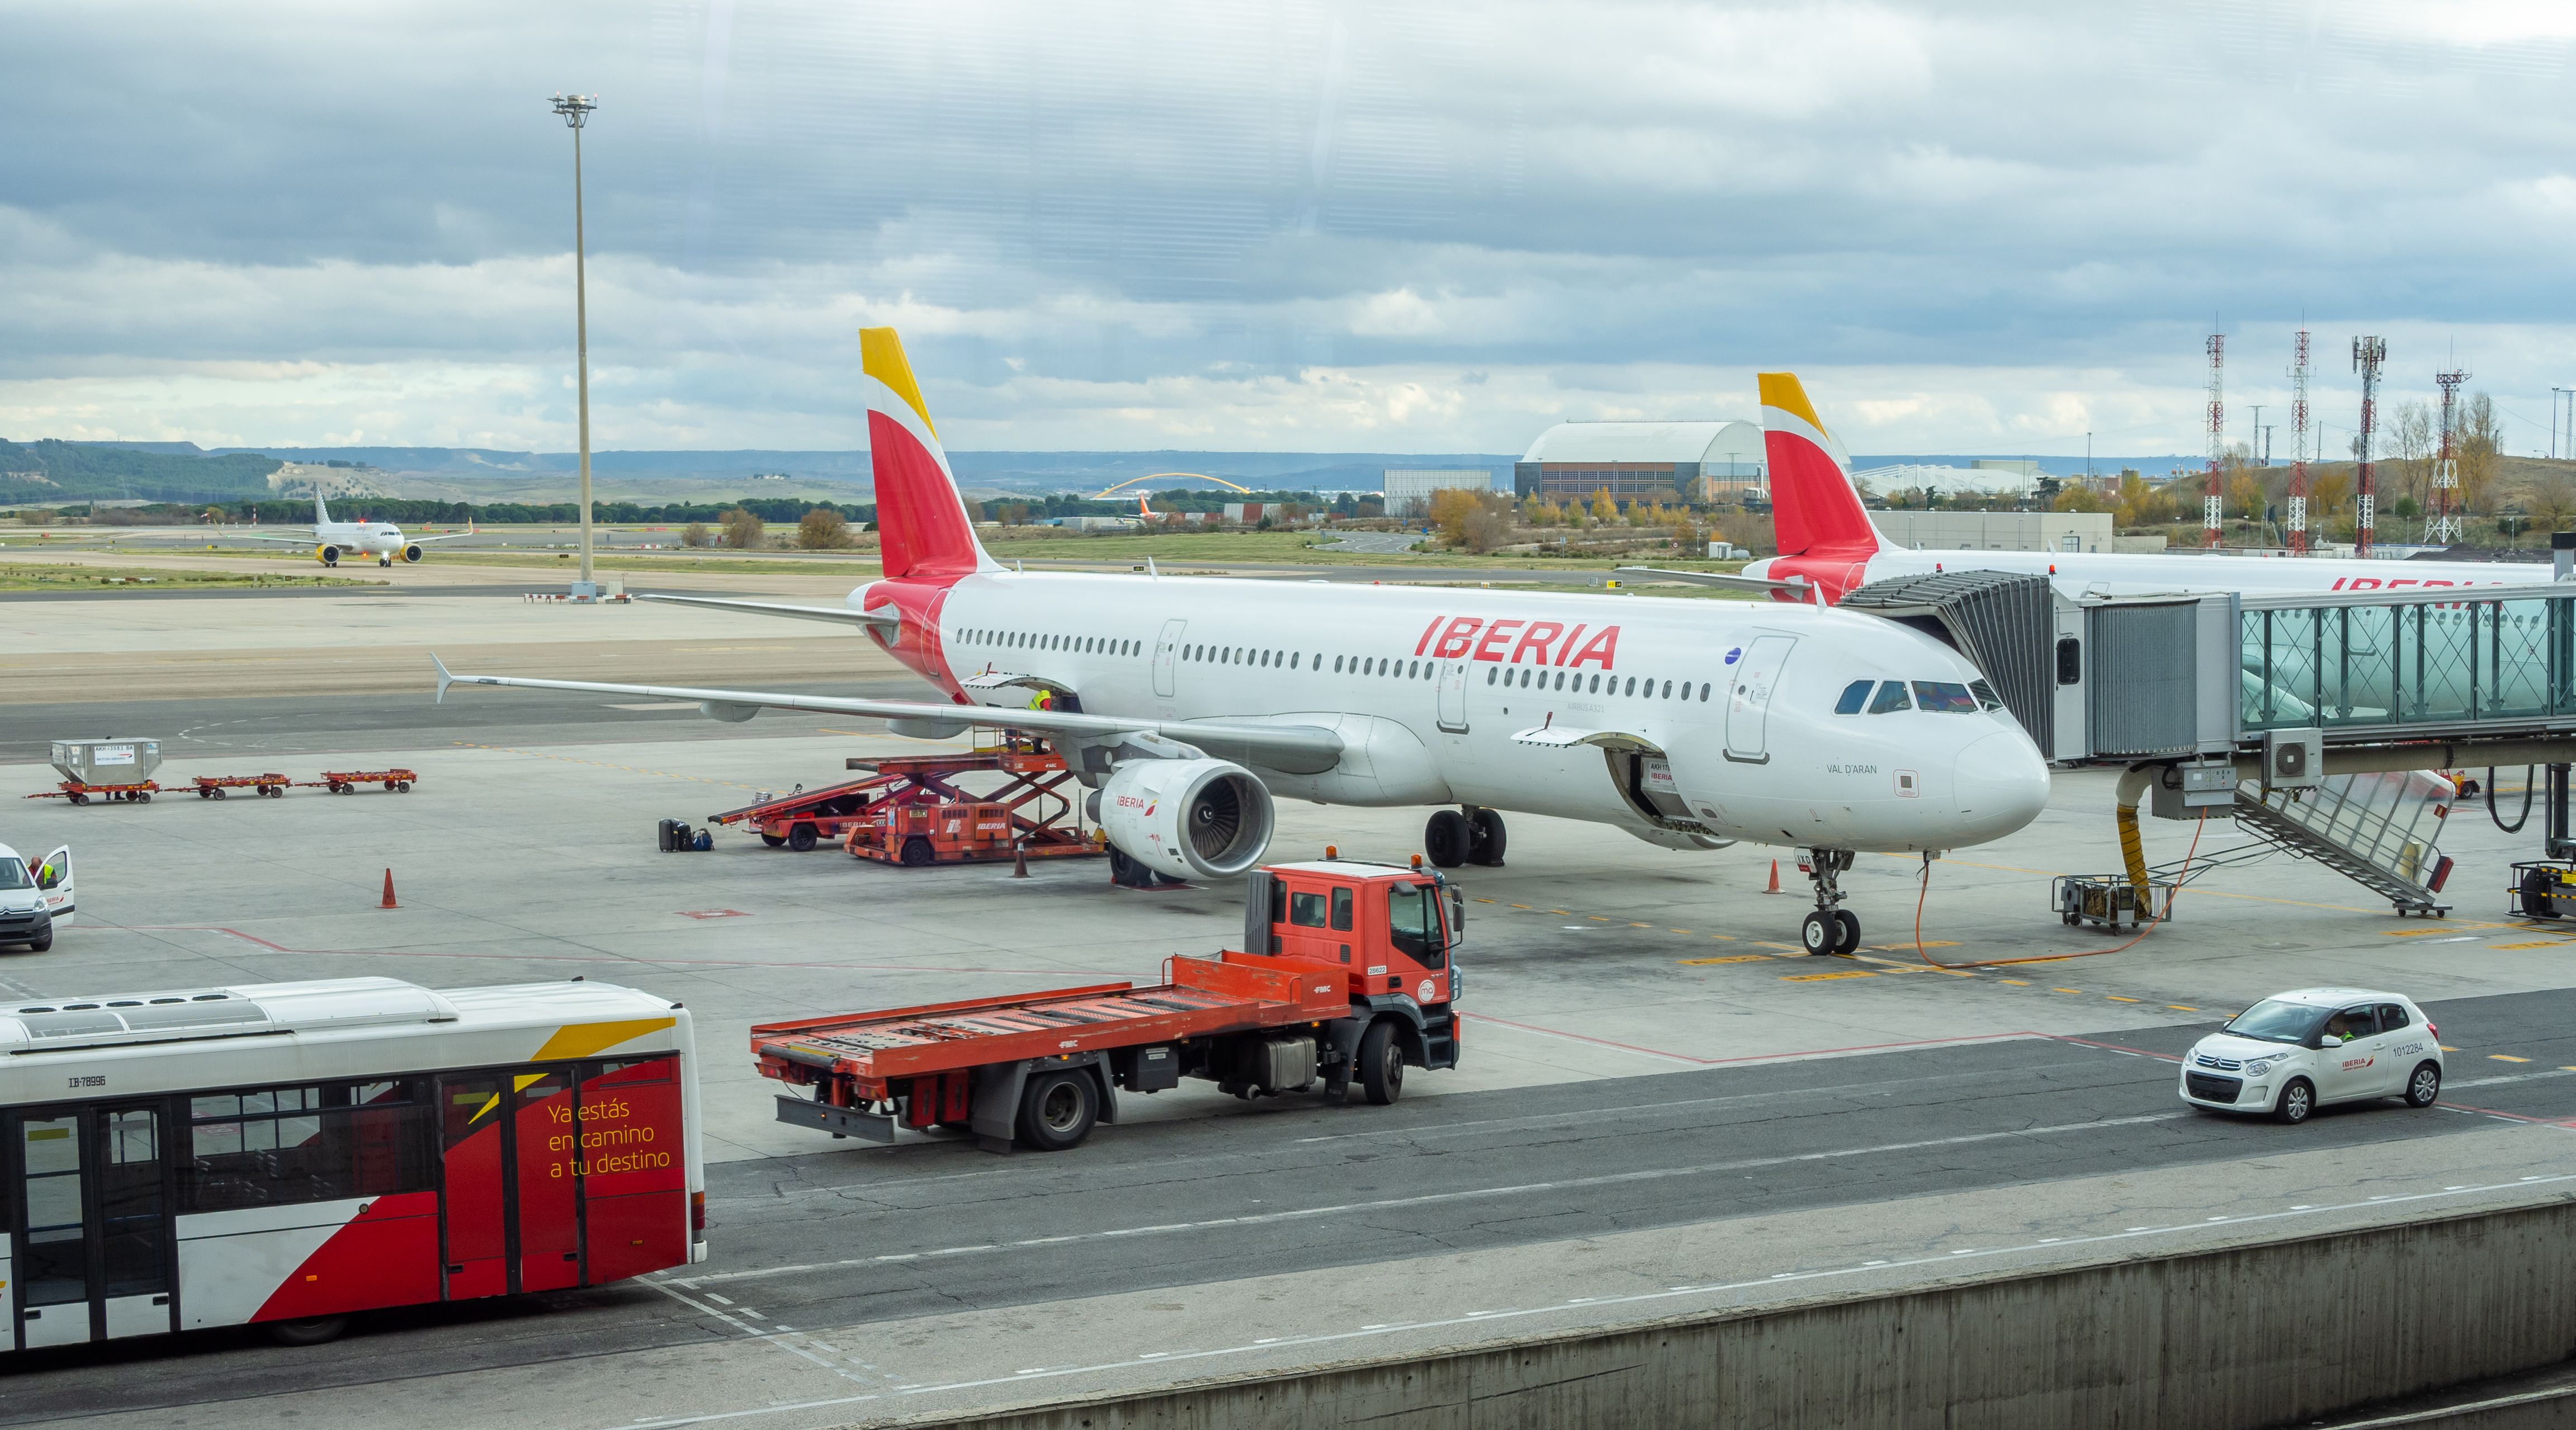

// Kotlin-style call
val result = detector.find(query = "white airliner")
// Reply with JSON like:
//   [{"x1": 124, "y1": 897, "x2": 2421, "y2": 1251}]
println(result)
[
  {"x1": 237, "y1": 492, "x2": 476, "y2": 568},
  {"x1": 1738, "y1": 373, "x2": 2559, "y2": 605},
  {"x1": 434, "y1": 329, "x2": 2051, "y2": 955}
]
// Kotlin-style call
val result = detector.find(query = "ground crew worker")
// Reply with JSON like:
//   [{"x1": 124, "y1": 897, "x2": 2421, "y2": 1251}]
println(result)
[{"x1": 1028, "y1": 689, "x2": 1053, "y2": 712}]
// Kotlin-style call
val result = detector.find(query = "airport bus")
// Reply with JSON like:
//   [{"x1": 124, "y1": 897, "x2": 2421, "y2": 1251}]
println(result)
[{"x1": 1, "y1": 976, "x2": 703, "y2": 1352}]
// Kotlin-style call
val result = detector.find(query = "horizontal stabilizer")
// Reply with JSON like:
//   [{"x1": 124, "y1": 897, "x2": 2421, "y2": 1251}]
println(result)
[
  {"x1": 1612, "y1": 566, "x2": 1813, "y2": 599},
  {"x1": 636, "y1": 593, "x2": 899, "y2": 627}
]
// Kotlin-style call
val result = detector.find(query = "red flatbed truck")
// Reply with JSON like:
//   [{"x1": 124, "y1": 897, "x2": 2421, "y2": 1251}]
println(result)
[{"x1": 752, "y1": 858, "x2": 1466, "y2": 1152}]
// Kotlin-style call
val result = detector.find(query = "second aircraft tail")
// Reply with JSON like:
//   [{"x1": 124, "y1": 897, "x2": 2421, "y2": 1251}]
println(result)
[
  {"x1": 862, "y1": 328, "x2": 999, "y2": 581},
  {"x1": 1758, "y1": 373, "x2": 1883, "y2": 560}
]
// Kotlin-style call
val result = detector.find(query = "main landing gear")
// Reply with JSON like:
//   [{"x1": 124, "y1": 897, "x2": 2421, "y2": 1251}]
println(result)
[
  {"x1": 1799, "y1": 847, "x2": 1863, "y2": 956},
  {"x1": 1425, "y1": 806, "x2": 1507, "y2": 869}
]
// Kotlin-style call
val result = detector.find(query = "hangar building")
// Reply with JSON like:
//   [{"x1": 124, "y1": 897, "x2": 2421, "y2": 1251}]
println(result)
[{"x1": 1514, "y1": 420, "x2": 1766, "y2": 503}]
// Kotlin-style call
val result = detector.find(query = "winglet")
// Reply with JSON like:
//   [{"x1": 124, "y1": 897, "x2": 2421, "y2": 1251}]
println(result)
[{"x1": 431, "y1": 652, "x2": 454, "y2": 704}]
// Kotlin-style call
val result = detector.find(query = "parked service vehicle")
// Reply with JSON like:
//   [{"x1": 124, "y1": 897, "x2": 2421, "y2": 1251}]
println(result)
[
  {"x1": 2181, "y1": 988, "x2": 2443, "y2": 1125},
  {"x1": 755, "y1": 858, "x2": 1464, "y2": 1153},
  {"x1": 0, "y1": 843, "x2": 72, "y2": 951}
]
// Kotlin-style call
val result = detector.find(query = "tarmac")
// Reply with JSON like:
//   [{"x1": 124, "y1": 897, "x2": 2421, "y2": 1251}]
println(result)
[{"x1": 6, "y1": 573, "x2": 2576, "y2": 1428}]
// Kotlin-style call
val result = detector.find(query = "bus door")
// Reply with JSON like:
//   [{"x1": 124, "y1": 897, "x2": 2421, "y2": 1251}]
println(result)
[
  {"x1": 512, "y1": 1068, "x2": 581, "y2": 1293},
  {"x1": 10, "y1": 1103, "x2": 173, "y2": 1350},
  {"x1": 437, "y1": 1077, "x2": 509, "y2": 1300},
  {"x1": 576, "y1": 1057, "x2": 687, "y2": 1285}
]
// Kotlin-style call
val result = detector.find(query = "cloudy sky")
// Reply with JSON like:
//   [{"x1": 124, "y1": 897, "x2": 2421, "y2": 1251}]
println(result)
[{"x1": 6, "y1": 0, "x2": 2576, "y2": 456}]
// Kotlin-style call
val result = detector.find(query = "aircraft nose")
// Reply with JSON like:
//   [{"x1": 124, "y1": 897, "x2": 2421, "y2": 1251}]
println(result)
[{"x1": 1951, "y1": 730, "x2": 2050, "y2": 842}]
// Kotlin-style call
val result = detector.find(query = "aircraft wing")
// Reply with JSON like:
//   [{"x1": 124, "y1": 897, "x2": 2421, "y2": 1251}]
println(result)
[
  {"x1": 1612, "y1": 566, "x2": 1812, "y2": 599},
  {"x1": 429, "y1": 655, "x2": 1344, "y2": 774},
  {"x1": 226, "y1": 529, "x2": 319, "y2": 544},
  {"x1": 635, "y1": 593, "x2": 900, "y2": 629},
  {"x1": 405, "y1": 529, "x2": 480, "y2": 543}
]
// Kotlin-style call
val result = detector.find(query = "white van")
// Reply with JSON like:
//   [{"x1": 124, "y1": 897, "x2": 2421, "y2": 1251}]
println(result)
[{"x1": 0, "y1": 843, "x2": 73, "y2": 951}]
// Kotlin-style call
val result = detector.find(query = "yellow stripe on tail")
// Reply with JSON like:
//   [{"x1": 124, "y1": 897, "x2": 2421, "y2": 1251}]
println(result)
[{"x1": 861, "y1": 328, "x2": 939, "y2": 440}]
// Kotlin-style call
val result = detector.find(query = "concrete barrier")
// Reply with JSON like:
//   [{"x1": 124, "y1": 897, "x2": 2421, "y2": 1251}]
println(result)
[{"x1": 873, "y1": 1197, "x2": 2576, "y2": 1430}]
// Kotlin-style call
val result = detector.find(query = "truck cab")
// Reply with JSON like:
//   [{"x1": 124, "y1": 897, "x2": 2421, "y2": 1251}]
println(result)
[{"x1": 1238, "y1": 858, "x2": 1463, "y2": 1094}]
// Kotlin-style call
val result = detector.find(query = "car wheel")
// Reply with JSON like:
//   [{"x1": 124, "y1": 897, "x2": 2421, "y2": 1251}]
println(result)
[
  {"x1": 2272, "y1": 1077, "x2": 2314, "y2": 1125},
  {"x1": 1015, "y1": 1070, "x2": 1098, "y2": 1151},
  {"x1": 28, "y1": 927, "x2": 52, "y2": 952},
  {"x1": 1800, "y1": 910, "x2": 1833, "y2": 954},
  {"x1": 262, "y1": 1314, "x2": 349, "y2": 1347},
  {"x1": 2405, "y1": 1061, "x2": 2442, "y2": 1108},
  {"x1": 1357, "y1": 1019, "x2": 1406, "y2": 1106}
]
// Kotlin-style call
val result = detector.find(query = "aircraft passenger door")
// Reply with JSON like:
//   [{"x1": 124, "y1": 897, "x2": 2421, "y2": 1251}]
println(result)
[
  {"x1": 9, "y1": 1103, "x2": 173, "y2": 1351},
  {"x1": 37, "y1": 844, "x2": 71, "y2": 927},
  {"x1": 1435, "y1": 660, "x2": 1471, "y2": 733},
  {"x1": 1724, "y1": 635, "x2": 1797, "y2": 764},
  {"x1": 1153, "y1": 619, "x2": 1187, "y2": 699}
]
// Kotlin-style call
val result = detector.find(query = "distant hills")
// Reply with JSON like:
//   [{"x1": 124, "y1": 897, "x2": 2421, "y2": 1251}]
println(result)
[{"x1": 7, "y1": 438, "x2": 2201, "y2": 504}]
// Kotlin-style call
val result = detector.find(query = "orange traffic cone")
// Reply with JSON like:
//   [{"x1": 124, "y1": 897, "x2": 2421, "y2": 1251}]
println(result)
[
  {"x1": 1764, "y1": 860, "x2": 1781, "y2": 894},
  {"x1": 380, "y1": 869, "x2": 399, "y2": 909}
]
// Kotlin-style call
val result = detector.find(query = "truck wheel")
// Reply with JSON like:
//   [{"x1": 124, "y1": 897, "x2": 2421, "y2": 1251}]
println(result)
[
  {"x1": 1017, "y1": 1070, "x2": 1098, "y2": 1151},
  {"x1": 1358, "y1": 1020, "x2": 1405, "y2": 1106},
  {"x1": 1424, "y1": 810, "x2": 1468, "y2": 869},
  {"x1": 68, "y1": 793, "x2": 86, "y2": 806},
  {"x1": 760, "y1": 832, "x2": 787, "y2": 848},
  {"x1": 787, "y1": 823, "x2": 818, "y2": 853},
  {"x1": 900, "y1": 836, "x2": 935, "y2": 867}
]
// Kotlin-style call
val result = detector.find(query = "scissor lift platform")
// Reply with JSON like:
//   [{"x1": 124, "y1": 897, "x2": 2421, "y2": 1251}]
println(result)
[{"x1": 705, "y1": 745, "x2": 1099, "y2": 866}]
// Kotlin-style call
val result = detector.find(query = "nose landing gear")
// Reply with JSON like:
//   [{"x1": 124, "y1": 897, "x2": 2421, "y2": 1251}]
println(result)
[{"x1": 1798, "y1": 847, "x2": 1862, "y2": 956}]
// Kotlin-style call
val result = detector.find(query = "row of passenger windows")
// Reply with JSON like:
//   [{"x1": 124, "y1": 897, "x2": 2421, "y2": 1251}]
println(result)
[
  {"x1": 1834, "y1": 678, "x2": 2006, "y2": 716},
  {"x1": 959, "y1": 629, "x2": 1140, "y2": 658},
  {"x1": 1487, "y1": 667, "x2": 1713, "y2": 701}
]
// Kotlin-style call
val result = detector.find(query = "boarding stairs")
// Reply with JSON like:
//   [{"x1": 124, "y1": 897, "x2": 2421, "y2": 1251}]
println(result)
[{"x1": 2230, "y1": 771, "x2": 2456, "y2": 916}]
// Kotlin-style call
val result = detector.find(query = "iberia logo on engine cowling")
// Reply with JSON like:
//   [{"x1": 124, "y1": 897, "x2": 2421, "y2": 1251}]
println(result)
[{"x1": 1413, "y1": 616, "x2": 1620, "y2": 668}]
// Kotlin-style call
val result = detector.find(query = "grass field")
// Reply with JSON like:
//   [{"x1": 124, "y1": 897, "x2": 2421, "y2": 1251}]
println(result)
[{"x1": 0, "y1": 564, "x2": 377, "y2": 591}]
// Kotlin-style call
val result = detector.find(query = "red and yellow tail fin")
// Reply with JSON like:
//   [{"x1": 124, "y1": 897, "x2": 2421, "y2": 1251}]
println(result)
[
  {"x1": 1759, "y1": 372, "x2": 1882, "y2": 559},
  {"x1": 862, "y1": 328, "x2": 997, "y2": 580}
]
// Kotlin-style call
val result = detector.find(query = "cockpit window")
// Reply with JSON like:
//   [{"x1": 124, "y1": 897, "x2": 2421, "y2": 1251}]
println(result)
[
  {"x1": 1866, "y1": 681, "x2": 1911, "y2": 714},
  {"x1": 1834, "y1": 680, "x2": 1871, "y2": 715},
  {"x1": 1969, "y1": 679, "x2": 2006, "y2": 712},
  {"x1": 1912, "y1": 681, "x2": 1980, "y2": 714}
]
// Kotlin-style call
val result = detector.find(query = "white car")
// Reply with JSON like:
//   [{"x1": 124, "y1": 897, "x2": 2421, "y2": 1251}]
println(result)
[
  {"x1": 2180, "y1": 987, "x2": 2443, "y2": 1125},
  {"x1": 0, "y1": 842, "x2": 73, "y2": 951}
]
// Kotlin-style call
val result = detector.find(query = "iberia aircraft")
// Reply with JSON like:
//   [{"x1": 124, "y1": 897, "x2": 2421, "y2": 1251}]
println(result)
[
  {"x1": 235, "y1": 492, "x2": 478, "y2": 568},
  {"x1": 433, "y1": 329, "x2": 2050, "y2": 955},
  {"x1": 1731, "y1": 373, "x2": 2560, "y2": 606}
]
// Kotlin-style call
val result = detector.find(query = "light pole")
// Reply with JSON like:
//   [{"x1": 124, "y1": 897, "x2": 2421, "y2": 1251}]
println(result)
[
  {"x1": 2555, "y1": 387, "x2": 2573, "y2": 461},
  {"x1": 551, "y1": 92, "x2": 598, "y2": 597}
]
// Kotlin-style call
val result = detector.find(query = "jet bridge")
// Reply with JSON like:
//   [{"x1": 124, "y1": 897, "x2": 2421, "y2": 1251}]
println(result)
[{"x1": 1842, "y1": 570, "x2": 2576, "y2": 915}]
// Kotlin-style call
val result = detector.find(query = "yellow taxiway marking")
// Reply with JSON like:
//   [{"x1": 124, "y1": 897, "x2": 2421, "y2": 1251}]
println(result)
[
  {"x1": 1509, "y1": 904, "x2": 1532, "y2": 910},
  {"x1": 2000, "y1": 979, "x2": 2032, "y2": 985},
  {"x1": 2489, "y1": 941, "x2": 2570, "y2": 950},
  {"x1": 2105, "y1": 995, "x2": 2144, "y2": 1003},
  {"x1": 2490, "y1": 1055, "x2": 2533, "y2": 1063},
  {"x1": 2052, "y1": 988, "x2": 2082, "y2": 994},
  {"x1": 1630, "y1": 922, "x2": 1653, "y2": 928},
  {"x1": 1669, "y1": 928, "x2": 1692, "y2": 935},
  {"x1": 1680, "y1": 955, "x2": 1774, "y2": 965},
  {"x1": 2440, "y1": 1045, "x2": 2460, "y2": 1051},
  {"x1": 2167, "y1": 1004, "x2": 2200, "y2": 1012},
  {"x1": 1783, "y1": 970, "x2": 1877, "y2": 982},
  {"x1": 1752, "y1": 941, "x2": 1804, "y2": 953}
]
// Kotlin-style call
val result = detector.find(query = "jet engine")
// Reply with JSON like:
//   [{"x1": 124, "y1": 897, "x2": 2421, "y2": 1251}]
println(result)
[
  {"x1": 1097, "y1": 758, "x2": 1275, "y2": 880},
  {"x1": 316, "y1": 544, "x2": 341, "y2": 566},
  {"x1": 401, "y1": 543, "x2": 424, "y2": 563}
]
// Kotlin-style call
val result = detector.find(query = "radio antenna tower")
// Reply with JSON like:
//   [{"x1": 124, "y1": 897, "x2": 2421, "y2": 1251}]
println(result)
[
  {"x1": 2353, "y1": 336, "x2": 2386, "y2": 558},
  {"x1": 2287, "y1": 329, "x2": 2310, "y2": 554},
  {"x1": 2431, "y1": 367, "x2": 2468, "y2": 546},
  {"x1": 2204, "y1": 331, "x2": 2225, "y2": 548}
]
